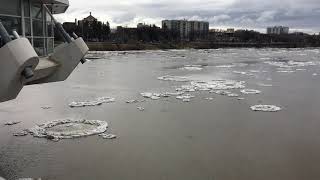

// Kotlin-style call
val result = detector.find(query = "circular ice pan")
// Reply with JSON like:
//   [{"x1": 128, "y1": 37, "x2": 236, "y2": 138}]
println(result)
[{"x1": 28, "y1": 119, "x2": 108, "y2": 141}]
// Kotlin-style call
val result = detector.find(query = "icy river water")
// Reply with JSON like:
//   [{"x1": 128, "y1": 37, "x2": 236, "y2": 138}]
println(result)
[{"x1": 1, "y1": 48, "x2": 320, "y2": 180}]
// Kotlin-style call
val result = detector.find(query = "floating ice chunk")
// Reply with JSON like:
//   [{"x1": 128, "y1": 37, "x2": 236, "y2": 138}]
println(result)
[
  {"x1": 260, "y1": 57, "x2": 271, "y2": 60},
  {"x1": 213, "y1": 90, "x2": 232, "y2": 96},
  {"x1": 99, "y1": 133, "x2": 117, "y2": 139},
  {"x1": 5, "y1": 121, "x2": 21, "y2": 126},
  {"x1": 13, "y1": 130, "x2": 28, "y2": 137},
  {"x1": 215, "y1": 64, "x2": 236, "y2": 68},
  {"x1": 265, "y1": 60, "x2": 316, "y2": 68},
  {"x1": 150, "y1": 96, "x2": 161, "y2": 100},
  {"x1": 257, "y1": 83, "x2": 273, "y2": 87},
  {"x1": 277, "y1": 70, "x2": 295, "y2": 73},
  {"x1": 237, "y1": 98, "x2": 245, "y2": 100},
  {"x1": 137, "y1": 107, "x2": 145, "y2": 111},
  {"x1": 165, "y1": 92, "x2": 185, "y2": 96},
  {"x1": 249, "y1": 70, "x2": 260, "y2": 73},
  {"x1": 296, "y1": 69, "x2": 307, "y2": 71},
  {"x1": 191, "y1": 80, "x2": 245, "y2": 90},
  {"x1": 69, "y1": 97, "x2": 115, "y2": 108},
  {"x1": 176, "y1": 85, "x2": 196, "y2": 92},
  {"x1": 41, "y1": 106, "x2": 52, "y2": 110},
  {"x1": 227, "y1": 93, "x2": 239, "y2": 97},
  {"x1": 140, "y1": 92, "x2": 163, "y2": 100},
  {"x1": 216, "y1": 63, "x2": 248, "y2": 68},
  {"x1": 250, "y1": 105, "x2": 281, "y2": 112},
  {"x1": 241, "y1": 89, "x2": 261, "y2": 94},
  {"x1": 176, "y1": 94, "x2": 195, "y2": 100},
  {"x1": 176, "y1": 94, "x2": 195, "y2": 102},
  {"x1": 141, "y1": 92, "x2": 153, "y2": 98},
  {"x1": 180, "y1": 65, "x2": 203, "y2": 71},
  {"x1": 205, "y1": 97, "x2": 214, "y2": 101},
  {"x1": 126, "y1": 100, "x2": 139, "y2": 104},
  {"x1": 157, "y1": 75, "x2": 190, "y2": 82},
  {"x1": 28, "y1": 119, "x2": 109, "y2": 141},
  {"x1": 313, "y1": 73, "x2": 318, "y2": 76},
  {"x1": 233, "y1": 71, "x2": 248, "y2": 75},
  {"x1": 184, "y1": 65, "x2": 202, "y2": 67}
]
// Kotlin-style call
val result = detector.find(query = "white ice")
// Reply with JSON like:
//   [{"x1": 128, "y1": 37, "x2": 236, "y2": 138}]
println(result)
[
  {"x1": 28, "y1": 119, "x2": 109, "y2": 141},
  {"x1": 241, "y1": 89, "x2": 261, "y2": 94},
  {"x1": 250, "y1": 105, "x2": 282, "y2": 112},
  {"x1": 69, "y1": 97, "x2": 115, "y2": 108}
]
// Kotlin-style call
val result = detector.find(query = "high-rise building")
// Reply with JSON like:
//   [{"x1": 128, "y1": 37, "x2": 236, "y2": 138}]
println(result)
[
  {"x1": 162, "y1": 20, "x2": 209, "y2": 40},
  {"x1": 267, "y1": 26, "x2": 289, "y2": 35}
]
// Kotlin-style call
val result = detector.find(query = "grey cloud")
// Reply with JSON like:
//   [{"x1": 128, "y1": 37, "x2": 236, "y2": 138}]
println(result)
[{"x1": 56, "y1": 0, "x2": 320, "y2": 33}]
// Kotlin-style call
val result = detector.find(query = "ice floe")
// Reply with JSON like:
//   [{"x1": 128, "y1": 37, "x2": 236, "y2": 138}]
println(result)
[
  {"x1": 212, "y1": 90, "x2": 232, "y2": 96},
  {"x1": 69, "y1": 97, "x2": 115, "y2": 108},
  {"x1": 180, "y1": 65, "x2": 203, "y2": 71},
  {"x1": 233, "y1": 71, "x2": 247, "y2": 75},
  {"x1": 137, "y1": 107, "x2": 145, "y2": 111},
  {"x1": 227, "y1": 93, "x2": 240, "y2": 97},
  {"x1": 126, "y1": 100, "x2": 139, "y2": 104},
  {"x1": 313, "y1": 73, "x2": 318, "y2": 76},
  {"x1": 157, "y1": 75, "x2": 190, "y2": 82},
  {"x1": 176, "y1": 94, "x2": 195, "y2": 102},
  {"x1": 99, "y1": 133, "x2": 117, "y2": 139},
  {"x1": 240, "y1": 89, "x2": 261, "y2": 94},
  {"x1": 205, "y1": 97, "x2": 214, "y2": 101},
  {"x1": 257, "y1": 83, "x2": 273, "y2": 87},
  {"x1": 141, "y1": 92, "x2": 161, "y2": 100},
  {"x1": 265, "y1": 60, "x2": 317, "y2": 68},
  {"x1": 233, "y1": 71, "x2": 255, "y2": 76},
  {"x1": 215, "y1": 64, "x2": 236, "y2": 68},
  {"x1": 249, "y1": 70, "x2": 260, "y2": 73},
  {"x1": 215, "y1": 63, "x2": 248, "y2": 68},
  {"x1": 250, "y1": 105, "x2": 282, "y2": 112},
  {"x1": 190, "y1": 80, "x2": 245, "y2": 91},
  {"x1": 5, "y1": 121, "x2": 21, "y2": 126},
  {"x1": 296, "y1": 68, "x2": 307, "y2": 71},
  {"x1": 28, "y1": 119, "x2": 109, "y2": 141},
  {"x1": 13, "y1": 130, "x2": 28, "y2": 137}
]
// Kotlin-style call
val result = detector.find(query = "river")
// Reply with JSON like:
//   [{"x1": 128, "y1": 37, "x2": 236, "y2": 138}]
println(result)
[{"x1": 1, "y1": 48, "x2": 320, "y2": 180}]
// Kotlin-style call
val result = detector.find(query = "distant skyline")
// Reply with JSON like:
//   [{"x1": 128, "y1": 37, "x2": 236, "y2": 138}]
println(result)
[{"x1": 55, "y1": 0, "x2": 320, "y2": 34}]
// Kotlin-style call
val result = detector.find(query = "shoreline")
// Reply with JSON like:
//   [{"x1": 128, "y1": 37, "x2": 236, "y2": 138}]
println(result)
[{"x1": 86, "y1": 41, "x2": 320, "y2": 51}]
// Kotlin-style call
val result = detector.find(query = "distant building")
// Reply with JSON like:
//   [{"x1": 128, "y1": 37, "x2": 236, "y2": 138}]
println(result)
[
  {"x1": 78, "y1": 12, "x2": 98, "y2": 27},
  {"x1": 162, "y1": 20, "x2": 209, "y2": 40},
  {"x1": 226, "y1": 28, "x2": 235, "y2": 34},
  {"x1": 267, "y1": 26, "x2": 289, "y2": 35}
]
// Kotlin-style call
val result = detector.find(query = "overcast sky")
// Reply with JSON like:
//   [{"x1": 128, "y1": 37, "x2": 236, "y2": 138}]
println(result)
[{"x1": 55, "y1": 0, "x2": 320, "y2": 34}]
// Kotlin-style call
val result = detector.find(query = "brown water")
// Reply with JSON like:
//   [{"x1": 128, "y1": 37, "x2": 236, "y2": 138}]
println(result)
[{"x1": 1, "y1": 48, "x2": 320, "y2": 180}]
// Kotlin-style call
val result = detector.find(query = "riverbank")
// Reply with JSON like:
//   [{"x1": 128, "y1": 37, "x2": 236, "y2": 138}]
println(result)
[{"x1": 86, "y1": 41, "x2": 320, "y2": 51}]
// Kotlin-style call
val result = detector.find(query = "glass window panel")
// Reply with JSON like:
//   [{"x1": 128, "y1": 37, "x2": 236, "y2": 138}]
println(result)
[
  {"x1": 24, "y1": 18, "x2": 31, "y2": 36},
  {"x1": 47, "y1": 22, "x2": 54, "y2": 37},
  {"x1": 32, "y1": 19, "x2": 43, "y2": 36},
  {"x1": 0, "y1": 37, "x2": 4, "y2": 47},
  {"x1": 24, "y1": 0, "x2": 30, "y2": 17},
  {"x1": 47, "y1": 38, "x2": 54, "y2": 54},
  {"x1": 33, "y1": 38, "x2": 45, "y2": 56},
  {"x1": 31, "y1": 3, "x2": 42, "y2": 20},
  {"x1": 0, "y1": 16, "x2": 22, "y2": 35},
  {"x1": 45, "y1": 10, "x2": 52, "y2": 22},
  {"x1": 0, "y1": 0, "x2": 21, "y2": 16}
]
